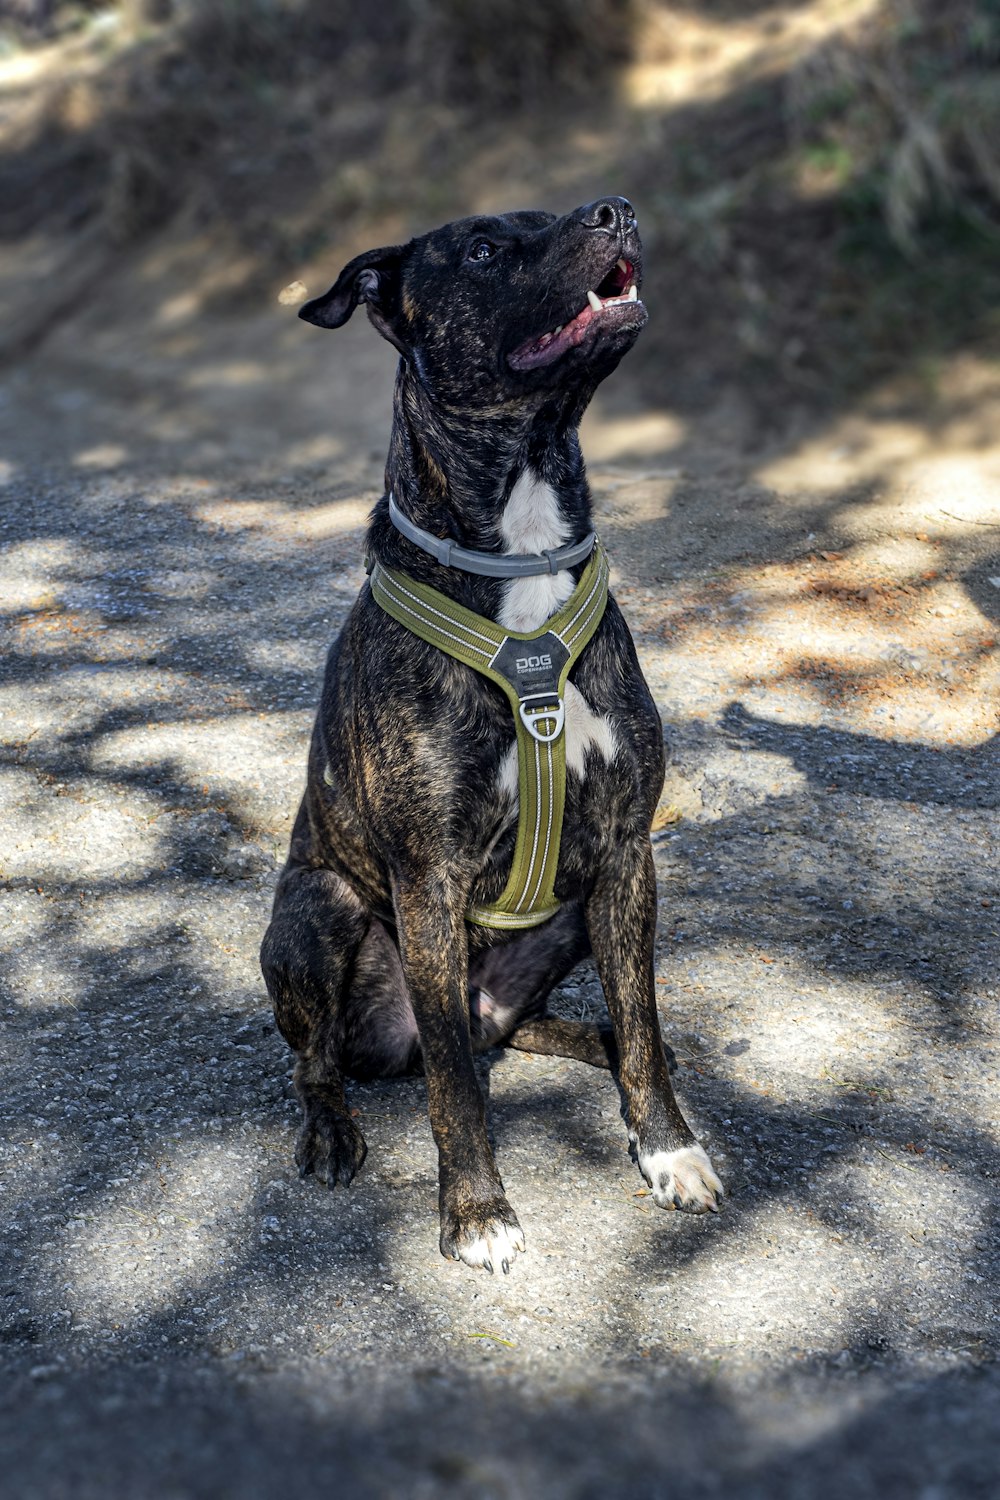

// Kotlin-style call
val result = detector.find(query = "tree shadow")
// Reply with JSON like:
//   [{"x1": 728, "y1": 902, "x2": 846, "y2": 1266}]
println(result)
[
  {"x1": 719, "y1": 702, "x2": 998, "y2": 810},
  {"x1": 4, "y1": 1346, "x2": 1000, "y2": 1498}
]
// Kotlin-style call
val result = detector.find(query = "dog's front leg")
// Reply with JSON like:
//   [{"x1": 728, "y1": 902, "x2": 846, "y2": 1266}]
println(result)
[
  {"x1": 394, "y1": 880, "x2": 525, "y2": 1273},
  {"x1": 586, "y1": 836, "x2": 724, "y2": 1213}
]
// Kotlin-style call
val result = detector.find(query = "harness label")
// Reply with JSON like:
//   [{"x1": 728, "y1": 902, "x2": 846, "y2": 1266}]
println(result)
[{"x1": 490, "y1": 632, "x2": 570, "y2": 701}]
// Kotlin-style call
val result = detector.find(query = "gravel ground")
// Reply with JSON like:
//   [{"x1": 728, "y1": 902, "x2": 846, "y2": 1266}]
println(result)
[{"x1": 1, "y1": 292, "x2": 998, "y2": 1497}]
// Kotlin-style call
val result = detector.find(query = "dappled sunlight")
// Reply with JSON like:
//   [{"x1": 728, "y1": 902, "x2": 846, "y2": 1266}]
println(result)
[
  {"x1": 166, "y1": 894, "x2": 281, "y2": 999},
  {"x1": 283, "y1": 434, "x2": 345, "y2": 467},
  {"x1": 853, "y1": 1152, "x2": 984, "y2": 1250},
  {"x1": 902, "y1": 452, "x2": 1000, "y2": 516},
  {"x1": 2, "y1": 380, "x2": 989, "y2": 1409},
  {"x1": 2, "y1": 666, "x2": 243, "y2": 746},
  {"x1": 11, "y1": 603, "x2": 124, "y2": 661},
  {"x1": 64, "y1": 1135, "x2": 262, "y2": 1323},
  {"x1": 187, "y1": 361, "x2": 273, "y2": 390},
  {"x1": 652, "y1": 1200, "x2": 876, "y2": 1357},
  {"x1": 623, "y1": 0, "x2": 880, "y2": 111},
  {"x1": 624, "y1": 531, "x2": 998, "y2": 749},
  {"x1": 3, "y1": 885, "x2": 269, "y2": 1024},
  {"x1": 581, "y1": 406, "x2": 687, "y2": 463},
  {"x1": 647, "y1": 1144, "x2": 988, "y2": 1363},
  {"x1": 73, "y1": 444, "x2": 129, "y2": 469},
  {"x1": 705, "y1": 954, "x2": 923, "y2": 1079},
  {"x1": 1, "y1": 2, "x2": 998, "y2": 1485},
  {"x1": 247, "y1": 637, "x2": 332, "y2": 676},
  {"x1": 191, "y1": 495, "x2": 372, "y2": 546},
  {"x1": 757, "y1": 363, "x2": 1000, "y2": 506},
  {"x1": 1, "y1": 765, "x2": 166, "y2": 885},
  {"x1": 155, "y1": 290, "x2": 205, "y2": 327},
  {"x1": 827, "y1": 1154, "x2": 994, "y2": 1352},
  {"x1": 8, "y1": 950, "x2": 82, "y2": 1011},
  {"x1": 148, "y1": 566, "x2": 222, "y2": 601},
  {"x1": 88, "y1": 711, "x2": 313, "y2": 836},
  {"x1": 1, "y1": 298, "x2": 994, "y2": 1435},
  {"x1": 0, "y1": 537, "x2": 82, "y2": 611},
  {"x1": 657, "y1": 927, "x2": 990, "y2": 1103},
  {"x1": 744, "y1": 650, "x2": 997, "y2": 745}
]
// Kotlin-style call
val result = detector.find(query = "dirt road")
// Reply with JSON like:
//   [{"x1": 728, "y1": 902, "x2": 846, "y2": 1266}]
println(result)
[{"x1": 1, "y1": 266, "x2": 998, "y2": 1497}]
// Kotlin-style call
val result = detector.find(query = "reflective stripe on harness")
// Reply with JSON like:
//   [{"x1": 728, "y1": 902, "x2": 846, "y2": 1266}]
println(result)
[{"x1": 370, "y1": 545, "x2": 610, "y2": 929}]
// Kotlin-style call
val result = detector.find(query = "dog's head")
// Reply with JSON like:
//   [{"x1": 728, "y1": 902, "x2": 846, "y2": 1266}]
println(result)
[{"x1": 299, "y1": 198, "x2": 647, "y2": 407}]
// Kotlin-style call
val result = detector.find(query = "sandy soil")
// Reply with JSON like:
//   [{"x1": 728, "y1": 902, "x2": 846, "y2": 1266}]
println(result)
[{"x1": 0, "y1": 244, "x2": 998, "y2": 1497}]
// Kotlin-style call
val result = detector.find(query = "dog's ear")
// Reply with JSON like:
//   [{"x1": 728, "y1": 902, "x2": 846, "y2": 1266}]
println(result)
[{"x1": 299, "y1": 245, "x2": 408, "y2": 352}]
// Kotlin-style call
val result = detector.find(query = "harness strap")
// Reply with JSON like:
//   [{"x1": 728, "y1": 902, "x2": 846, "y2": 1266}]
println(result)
[{"x1": 370, "y1": 544, "x2": 610, "y2": 929}]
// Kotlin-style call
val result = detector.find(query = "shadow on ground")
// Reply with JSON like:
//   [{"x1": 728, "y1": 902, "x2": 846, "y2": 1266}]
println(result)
[{"x1": 1, "y1": 428, "x2": 998, "y2": 1492}]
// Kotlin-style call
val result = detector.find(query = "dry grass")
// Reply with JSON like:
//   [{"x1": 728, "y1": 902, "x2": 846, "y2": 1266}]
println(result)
[
  {"x1": 787, "y1": 0, "x2": 1000, "y2": 252},
  {"x1": 2, "y1": 1, "x2": 999, "y2": 399},
  {"x1": 0, "y1": 0, "x2": 637, "y2": 247}
]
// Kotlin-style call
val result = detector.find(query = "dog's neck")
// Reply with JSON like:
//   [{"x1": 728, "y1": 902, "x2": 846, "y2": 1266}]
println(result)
[{"x1": 384, "y1": 364, "x2": 593, "y2": 559}]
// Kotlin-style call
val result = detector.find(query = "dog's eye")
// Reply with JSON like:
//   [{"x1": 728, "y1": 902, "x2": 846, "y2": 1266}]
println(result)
[{"x1": 467, "y1": 240, "x2": 497, "y2": 263}]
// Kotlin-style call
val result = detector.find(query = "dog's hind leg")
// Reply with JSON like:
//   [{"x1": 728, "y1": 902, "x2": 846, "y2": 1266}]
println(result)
[
  {"x1": 503, "y1": 1016, "x2": 679, "y2": 1074},
  {"x1": 468, "y1": 903, "x2": 591, "y2": 1046},
  {"x1": 503, "y1": 1016, "x2": 618, "y2": 1068},
  {"x1": 469, "y1": 905, "x2": 677, "y2": 1072},
  {"x1": 260, "y1": 863, "x2": 370, "y2": 1187},
  {"x1": 469, "y1": 905, "x2": 612, "y2": 1065}
]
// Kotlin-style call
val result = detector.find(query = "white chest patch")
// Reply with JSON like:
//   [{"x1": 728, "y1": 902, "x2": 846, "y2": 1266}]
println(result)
[
  {"x1": 494, "y1": 471, "x2": 617, "y2": 802},
  {"x1": 496, "y1": 682, "x2": 618, "y2": 801},
  {"x1": 497, "y1": 471, "x2": 574, "y2": 633}
]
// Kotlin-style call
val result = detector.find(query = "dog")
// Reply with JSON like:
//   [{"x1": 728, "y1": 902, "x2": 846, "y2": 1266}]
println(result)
[{"x1": 260, "y1": 196, "x2": 724, "y2": 1273}]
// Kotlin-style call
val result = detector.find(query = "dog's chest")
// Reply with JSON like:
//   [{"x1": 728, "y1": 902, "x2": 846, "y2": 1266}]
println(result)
[
  {"x1": 496, "y1": 471, "x2": 575, "y2": 633},
  {"x1": 494, "y1": 472, "x2": 617, "y2": 799}
]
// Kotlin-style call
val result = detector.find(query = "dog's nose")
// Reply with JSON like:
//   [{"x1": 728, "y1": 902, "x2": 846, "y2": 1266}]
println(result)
[{"x1": 575, "y1": 197, "x2": 638, "y2": 237}]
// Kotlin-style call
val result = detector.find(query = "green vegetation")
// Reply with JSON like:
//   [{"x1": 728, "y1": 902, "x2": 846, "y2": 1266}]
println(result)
[
  {"x1": 789, "y1": 0, "x2": 1000, "y2": 252},
  {"x1": 2, "y1": 0, "x2": 998, "y2": 403}
]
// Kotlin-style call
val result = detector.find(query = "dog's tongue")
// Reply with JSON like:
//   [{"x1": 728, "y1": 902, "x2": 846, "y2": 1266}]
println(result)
[{"x1": 508, "y1": 304, "x2": 596, "y2": 372}]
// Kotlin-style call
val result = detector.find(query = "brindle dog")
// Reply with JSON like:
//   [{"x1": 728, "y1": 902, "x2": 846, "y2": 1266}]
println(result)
[{"x1": 261, "y1": 196, "x2": 724, "y2": 1273}]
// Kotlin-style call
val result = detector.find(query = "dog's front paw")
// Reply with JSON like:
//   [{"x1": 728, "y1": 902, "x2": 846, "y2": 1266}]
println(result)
[
  {"x1": 440, "y1": 1198, "x2": 525, "y2": 1274},
  {"x1": 638, "y1": 1142, "x2": 724, "y2": 1213},
  {"x1": 295, "y1": 1105, "x2": 367, "y2": 1188}
]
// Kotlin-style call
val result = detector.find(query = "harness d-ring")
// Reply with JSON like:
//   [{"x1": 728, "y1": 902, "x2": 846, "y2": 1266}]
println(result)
[{"x1": 518, "y1": 694, "x2": 565, "y2": 744}]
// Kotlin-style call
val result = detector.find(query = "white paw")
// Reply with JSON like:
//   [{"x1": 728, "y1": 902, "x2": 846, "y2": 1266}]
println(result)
[
  {"x1": 637, "y1": 1142, "x2": 724, "y2": 1213},
  {"x1": 445, "y1": 1215, "x2": 525, "y2": 1275}
]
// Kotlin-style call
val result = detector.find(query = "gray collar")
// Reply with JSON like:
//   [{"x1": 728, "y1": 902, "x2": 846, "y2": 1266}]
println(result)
[{"x1": 387, "y1": 494, "x2": 597, "y2": 578}]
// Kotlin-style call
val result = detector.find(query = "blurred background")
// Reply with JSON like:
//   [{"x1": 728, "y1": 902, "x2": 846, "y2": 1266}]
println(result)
[{"x1": 2, "y1": 0, "x2": 999, "y2": 417}]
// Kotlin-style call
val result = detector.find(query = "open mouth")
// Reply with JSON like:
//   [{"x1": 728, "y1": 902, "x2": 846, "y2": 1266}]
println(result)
[{"x1": 508, "y1": 258, "x2": 642, "y2": 372}]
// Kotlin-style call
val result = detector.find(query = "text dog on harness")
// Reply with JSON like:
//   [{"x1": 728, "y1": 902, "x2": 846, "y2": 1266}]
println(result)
[{"x1": 261, "y1": 197, "x2": 724, "y2": 1273}]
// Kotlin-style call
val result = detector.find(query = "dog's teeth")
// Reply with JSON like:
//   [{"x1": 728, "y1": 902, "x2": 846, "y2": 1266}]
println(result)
[
  {"x1": 553, "y1": 325, "x2": 563, "y2": 334},
  {"x1": 616, "y1": 257, "x2": 628, "y2": 272},
  {"x1": 586, "y1": 289, "x2": 602, "y2": 312},
  {"x1": 628, "y1": 283, "x2": 638, "y2": 301}
]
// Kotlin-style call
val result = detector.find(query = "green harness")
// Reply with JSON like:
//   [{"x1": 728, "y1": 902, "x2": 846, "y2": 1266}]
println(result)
[{"x1": 370, "y1": 545, "x2": 610, "y2": 929}]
